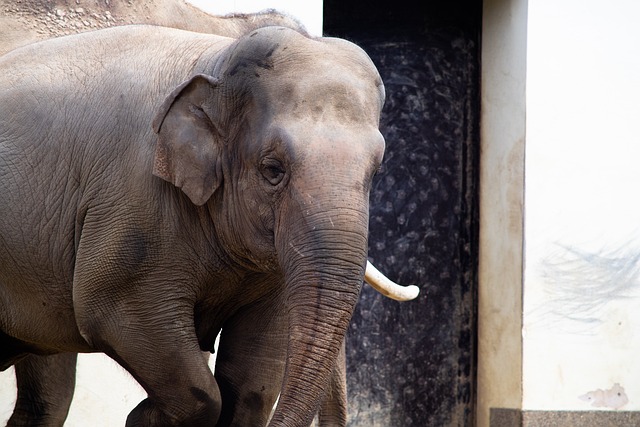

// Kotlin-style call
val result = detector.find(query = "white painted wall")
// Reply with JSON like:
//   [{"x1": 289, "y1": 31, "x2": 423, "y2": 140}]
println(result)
[
  {"x1": 479, "y1": 0, "x2": 640, "y2": 425},
  {"x1": 523, "y1": 0, "x2": 640, "y2": 412},
  {"x1": 0, "y1": 1, "x2": 322, "y2": 424}
]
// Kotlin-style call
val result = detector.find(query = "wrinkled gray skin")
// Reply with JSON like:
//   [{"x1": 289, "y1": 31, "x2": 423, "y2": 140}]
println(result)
[
  {"x1": 2, "y1": 3, "x2": 350, "y2": 425},
  {"x1": 0, "y1": 24, "x2": 385, "y2": 427}
]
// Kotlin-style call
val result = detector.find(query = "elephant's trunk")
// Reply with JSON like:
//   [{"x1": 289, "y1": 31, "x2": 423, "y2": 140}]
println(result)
[{"x1": 269, "y1": 196, "x2": 368, "y2": 426}]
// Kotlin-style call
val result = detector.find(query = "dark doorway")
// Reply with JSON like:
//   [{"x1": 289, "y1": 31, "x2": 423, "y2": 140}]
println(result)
[{"x1": 323, "y1": 1, "x2": 481, "y2": 426}]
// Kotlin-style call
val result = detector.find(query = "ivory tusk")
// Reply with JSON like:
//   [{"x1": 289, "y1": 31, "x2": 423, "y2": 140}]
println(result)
[{"x1": 364, "y1": 261, "x2": 420, "y2": 301}]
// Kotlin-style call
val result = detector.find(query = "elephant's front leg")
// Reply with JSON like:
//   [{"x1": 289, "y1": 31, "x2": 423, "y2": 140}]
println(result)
[
  {"x1": 101, "y1": 319, "x2": 221, "y2": 427},
  {"x1": 8, "y1": 353, "x2": 77, "y2": 427},
  {"x1": 74, "y1": 289, "x2": 221, "y2": 426},
  {"x1": 72, "y1": 230, "x2": 224, "y2": 426},
  {"x1": 214, "y1": 295, "x2": 288, "y2": 427}
]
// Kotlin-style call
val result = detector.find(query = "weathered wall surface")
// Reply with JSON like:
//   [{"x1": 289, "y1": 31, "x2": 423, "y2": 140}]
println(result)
[
  {"x1": 324, "y1": 1, "x2": 481, "y2": 425},
  {"x1": 523, "y1": 0, "x2": 640, "y2": 415}
]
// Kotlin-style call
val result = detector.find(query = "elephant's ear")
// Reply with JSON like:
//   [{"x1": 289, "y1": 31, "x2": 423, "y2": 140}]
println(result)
[{"x1": 152, "y1": 74, "x2": 223, "y2": 206}]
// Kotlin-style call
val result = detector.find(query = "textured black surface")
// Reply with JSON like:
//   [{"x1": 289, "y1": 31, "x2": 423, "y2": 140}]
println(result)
[{"x1": 324, "y1": 2, "x2": 480, "y2": 426}]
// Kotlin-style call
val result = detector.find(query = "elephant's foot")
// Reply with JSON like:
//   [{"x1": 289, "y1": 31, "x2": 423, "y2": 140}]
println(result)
[{"x1": 126, "y1": 393, "x2": 221, "y2": 427}]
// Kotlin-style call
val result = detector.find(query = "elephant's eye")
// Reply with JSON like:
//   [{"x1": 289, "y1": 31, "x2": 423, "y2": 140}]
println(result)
[{"x1": 260, "y1": 158, "x2": 286, "y2": 186}]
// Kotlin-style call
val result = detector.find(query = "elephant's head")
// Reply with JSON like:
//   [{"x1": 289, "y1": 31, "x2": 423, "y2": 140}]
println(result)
[{"x1": 152, "y1": 26, "x2": 385, "y2": 426}]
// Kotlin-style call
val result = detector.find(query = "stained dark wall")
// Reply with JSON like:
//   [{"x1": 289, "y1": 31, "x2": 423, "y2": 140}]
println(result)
[{"x1": 323, "y1": 2, "x2": 481, "y2": 426}]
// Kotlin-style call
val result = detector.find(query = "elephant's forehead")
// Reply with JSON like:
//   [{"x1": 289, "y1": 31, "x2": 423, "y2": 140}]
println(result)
[
  {"x1": 237, "y1": 26, "x2": 379, "y2": 79},
  {"x1": 253, "y1": 58, "x2": 382, "y2": 129},
  {"x1": 272, "y1": 46, "x2": 382, "y2": 99},
  {"x1": 224, "y1": 27, "x2": 384, "y2": 121}
]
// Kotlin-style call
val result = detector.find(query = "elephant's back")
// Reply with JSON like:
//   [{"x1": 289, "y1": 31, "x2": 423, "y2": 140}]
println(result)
[
  {"x1": 0, "y1": 24, "x2": 231, "y2": 71},
  {"x1": 0, "y1": 25, "x2": 232, "y2": 193},
  {"x1": 0, "y1": 25, "x2": 231, "y2": 118},
  {"x1": 0, "y1": 25, "x2": 231, "y2": 119}
]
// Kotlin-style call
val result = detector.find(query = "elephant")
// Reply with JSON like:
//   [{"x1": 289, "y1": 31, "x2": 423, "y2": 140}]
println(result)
[
  {"x1": 1, "y1": 5, "x2": 420, "y2": 424},
  {"x1": 0, "y1": 24, "x2": 406, "y2": 426}
]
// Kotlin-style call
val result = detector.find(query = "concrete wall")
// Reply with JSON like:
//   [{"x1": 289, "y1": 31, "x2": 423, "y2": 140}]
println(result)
[
  {"x1": 480, "y1": 0, "x2": 640, "y2": 426},
  {"x1": 478, "y1": 0, "x2": 527, "y2": 425},
  {"x1": 523, "y1": 0, "x2": 640, "y2": 414}
]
